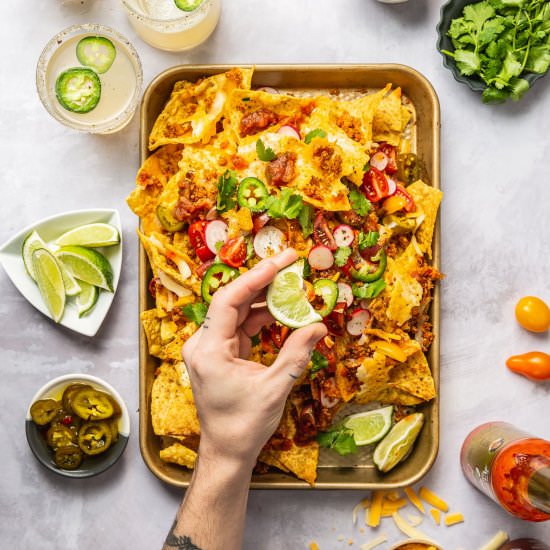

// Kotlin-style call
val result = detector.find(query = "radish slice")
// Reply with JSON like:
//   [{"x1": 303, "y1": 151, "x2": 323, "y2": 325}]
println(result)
[
  {"x1": 308, "y1": 245, "x2": 334, "y2": 270},
  {"x1": 346, "y1": 308, "x2": 371, "y2": 336},
  {"x1": 370, "y1": 151, "x2": 389, "y2": 172},
  {"x1": 205, "y1": 220, "x2": 228, "y2": 254},
  {"x1": 333, "y1": 224, "x2": 355, "y2": 247},
  {"x1": 387, "y1": 177, "x2": 397, "y2": 196},
  {"x1": 337, "y1": 282, "x2": 353, "y2": 307},
  {"x1": 205, "y1": 206, "x2": 218, "y2": 221},
  {"x1": 278, "y1": 125, "x2": 301, "y2": 140},
  {"x1": 257, "y1": 86, "x2": 279, "y2": 94},
  {"x1": 253, "y1": 226, "x2": 287, "y2": 258}
]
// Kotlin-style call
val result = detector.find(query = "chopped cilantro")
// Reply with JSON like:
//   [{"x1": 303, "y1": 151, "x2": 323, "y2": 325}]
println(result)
[
  {"x1": 181, "y1": 303, "x2": 208, "y2": 325},
  {"x1": 265, "y1": 188, "x2": 304, "y2": 219},
  {"x1": 251, "y1": 333, "x2": 260, "y2": 346},
  {"x1": 348, "y1": 186, "x2": 371, "y2": 217},
  {"x1": 362, "y1": 162, "x2": 371, "y2": 172},
  {"x1": 352, "y1": 279, "x2": 386, "y2": 299},
  {"x1": 317, "y1": 425, "x2": 357, "y2": 456},
  {"x1": 242, "y1": 97, "x2": 250, "y2": 102},
  {"x1": 216, "y1": 170, "x2": 237, "y2": 212},
  {"x1": 334, "y1": 246, "x2": 352, "y2": 267},
  {"x1": 256, "y1": 139, "x2": 277, "y2": 161},
  {"x1": 310, "y1": 350, "x2": 329, "y2": 378},
  {"x1": 357, "y1": 231, "x2": 379, "y2": 251},
  {"x1": 304, "y1": 128, "x2": 327, "y2": 144},
  {"x1": 298, "y1": 203, "x2": 314, "y2": 238}
]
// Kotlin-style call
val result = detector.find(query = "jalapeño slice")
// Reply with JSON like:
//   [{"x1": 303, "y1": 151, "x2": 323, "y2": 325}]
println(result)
[
  {"x1": 237, "y1": 177, "x2": 269, "y2": 212},
  {"x1": 350, "y1": 251, "x2": 387, "y2": 283},
  {"x1": 174, "y1": 0, "x2": 204, "y2": 11},
  {"x1": 47, "y1": 424, "x2": 77, "y2": 450},
  {"x1": 156, "y1": 204, "x2": 185, "y2": 233},
  {"x1": 201, "y1": 264, "x2": 240, "y2": 304},
  {"x1": 55, "y1": 446, "x2": 83, "y2": 470},
  {"x1": 71, "y1": 388, "x2": 115, "y2": 421},
  {"x1": 30, "y1": 399, "x2": 61, "y2": 426},
  {"x1": 55, "y1": 68, "x2": 101, "y2": 114},
  {"x1": 78, "y1": 421, "x2": 112, "y2": 456},
  {"x1": 313, "y1": 279, "x2": 338, "y2": 317},
  {"x1": 76, "y1": 36, "x2": 116, "y2": 74}
]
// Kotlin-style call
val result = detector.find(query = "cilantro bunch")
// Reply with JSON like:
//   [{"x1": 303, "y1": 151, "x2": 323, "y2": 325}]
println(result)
[{"x1": 442, "y1": 0, "x2": 550, "y2": 103}]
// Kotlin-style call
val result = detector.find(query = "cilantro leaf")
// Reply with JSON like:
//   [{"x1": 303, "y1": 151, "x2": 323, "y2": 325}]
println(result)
[
  {"x1": 352, "y1": 280, "x2": 386, "y2": 299},
  {"x1": 454, "y1": 49, "x2": 482, "y2": 75},
  {"x1": 216, "y1": 170, "x2": 238, "y2": 212},
  {"x1": 463, "y1": 1, "x2": 495, "y2": 28},
  {"x1": 509, "y1": 77, "x2": 530, "y2": 101},
  {"x1": 317, "y1": 426, "x2": 357, "y2": 456},
  {"x1": 298, "y1": 203, "x2": 314, "y2": 238},
  {"x1": 348, "y1": 186, "x2": 371, "y2": 217},
  {"x1": 181, "y1": 303, "x2": 208, "y2": 325},
  {"x1": 357, "y1": 231, "x2": 379, "y2": 251},
  {"x1": 525, "y1": 45, "x2": 550, "y2": 73},
  {"x1": 310, "y1": 350, "x2": 329, "y2": 378},
  {"x1": 304, "y1": 128, "x2": 327, "y2": 144},
  {"x1": 481, "y1": 85, "x2": 510, "y2": 103},
  {"x1": 265, "y1": 188, "x2": 304, "y2": 219},
  {"x1": 334, "y1": 246, "x2": 352, "y2": 267},
  {"x1": 256, "y1": 139, "x2": 276, "y2": 162}
]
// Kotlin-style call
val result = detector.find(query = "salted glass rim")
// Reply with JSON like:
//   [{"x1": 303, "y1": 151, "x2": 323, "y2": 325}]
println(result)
[{"x1": 121, "y1": 0, "x2": 212, "y2": 25}]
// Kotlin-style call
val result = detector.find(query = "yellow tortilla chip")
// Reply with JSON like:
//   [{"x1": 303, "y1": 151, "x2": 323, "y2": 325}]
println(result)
[
  {"x1": 388, "y1": 351, "x2": 436, "y2": 402},
  {"x1": 373, "y1": 87, "x2": 407, "y2": 146},
  {"x1": 408, "y1": 180, "x2": 442, "y2": 259},
  {"x1": 160, "y1": 442, "x2": 197, "y2": 469},
  {"x1": 149, "y1": 68, "x2": 253, "y2": 149},
  {"x1": 151, "y1": 362, "x2": 200, "y2": 436},
  {"x1": 335, "y1": 362, "x2": 358, "y2": 402},
  {"x1": 141, "y1": 309, "x2": 162, "y2": 358}
]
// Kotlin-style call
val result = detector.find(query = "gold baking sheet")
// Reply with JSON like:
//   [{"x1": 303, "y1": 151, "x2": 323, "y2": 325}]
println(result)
[{"x1": 138, "y1": 64, "x2": 441, "y2": 489}]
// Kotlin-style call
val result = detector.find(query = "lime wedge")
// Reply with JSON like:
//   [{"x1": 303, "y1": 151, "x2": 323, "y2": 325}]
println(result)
[
  {"x1": 174, "y1": 0, "x2": 203, "y2": 12},
  {"x1": 373, "y1": 412, "x2": 424, "y2": 473},
  {"x1": 76, "y1": 280, "x2": 99, "y2": 317},
  {"x1": 32, "y1": 248, "x2": 66, "y2": 323},
  {"x1": 59, "y1": 263, "x2": 81, "y2": 296},
  {"x1": 55, "y1": 223, "x2": 120, "y2": 248},
  {"x1": 55, "y1": 245, "x2": 114, "y2": 292},
  {"x1": 266, "y1": 259, "x2": 322, "y2": 329},
  {"x1": 22, "y1": 230, "x2": 48, "y2": 280},
  {"x1": 343, "y1": 406, "x2": 394, "y2": 446}
]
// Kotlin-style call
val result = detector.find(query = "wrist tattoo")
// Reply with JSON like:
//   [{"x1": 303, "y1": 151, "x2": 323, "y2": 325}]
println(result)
[{"x1": 164, "y1": 519, "x2": 202, "y2": 550}]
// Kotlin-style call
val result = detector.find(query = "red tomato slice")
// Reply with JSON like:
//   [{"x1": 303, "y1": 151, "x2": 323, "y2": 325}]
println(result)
[
  {"x1": 253, "y1": 212, "x2": 270, "y2": 234},
  {"x1": 270, "y1": 324, "x2": 290, "y2": 348},
  {"x1": 379, "y1": 143, "x2": 398, "y2": 174},
  {"x1": 315, "y1": 338, "x2": 336, "y2": 370},
  {"x1": 313, "y1": 212, "x2": 337, "y2": 251},
  {"x1": 219, "y1": 236, "x2": 247, "y2": 268},
  {"x1": 189, "y1": 221, "x2": 215, "y2": 262},
  {"x1": 394, "y1": 183, "x2": 416, "y2": 212},
  {"x1": 362, "y1": 167, "x2": 389, "y2": 202}
]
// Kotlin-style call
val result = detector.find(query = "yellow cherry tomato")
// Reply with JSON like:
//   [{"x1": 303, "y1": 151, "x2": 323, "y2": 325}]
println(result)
[{"x1": 515, "y1": 296, "x2": 550, "y2": 333}]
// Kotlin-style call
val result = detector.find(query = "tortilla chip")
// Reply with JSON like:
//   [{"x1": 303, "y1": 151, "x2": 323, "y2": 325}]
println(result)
[
  {"x1": 151, "y1": 362, "x2": 200, "y2": 436},
  {"x1": 335, "y1": 362, "x2": 359, "y2": 402},
  {"x1": 355, "y1": 351, "x2": 392, "y2": 404},
  {"x1": 141, "y1": 309, "x2": 163, "y2": 358},
  {"x1": 388, "y1": 351, "x2": 436, "y2": 402},
  {"x1": 408, "y1": 180, "x2": 442, "y2": 259},
  {"x1": 160, "y1": 442, "x2": 197, "y2": 468},
  {"x1": 149, "y1": 68, "x2": 253, "y2": 149},
  {"x1": 373, "y1": 87, "x2": 407, "y2": 146}
]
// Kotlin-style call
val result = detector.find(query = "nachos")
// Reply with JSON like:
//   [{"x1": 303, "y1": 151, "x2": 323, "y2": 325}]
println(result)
[{"x1": 128, "y1": 68, "x2": 443, "y2": 485}]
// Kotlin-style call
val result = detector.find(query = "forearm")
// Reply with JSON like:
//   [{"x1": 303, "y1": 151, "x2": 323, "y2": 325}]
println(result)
[{"x1": 163, "y1": 451, "x2": 254, "y2": 550}]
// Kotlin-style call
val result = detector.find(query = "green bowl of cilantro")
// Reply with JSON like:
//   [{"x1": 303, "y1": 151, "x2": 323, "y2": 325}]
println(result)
[{"x1": 437, "y1": 0, "x2": 550, "y2": 103}]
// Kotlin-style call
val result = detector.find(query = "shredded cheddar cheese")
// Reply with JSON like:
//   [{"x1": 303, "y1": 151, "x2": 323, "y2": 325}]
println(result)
[
  {"x1": 308, "y1": 542, "x2": 320, "y2": 550},
  {"x1": 444, "y1": 512, "x2": 464, "y2": 526},
  {"x1": 479, "y1": 531, "x2": 509, "y2": 550},
  {"x1": 404, "y1": 486, "x2": 425, "y2": 514},
  {"x1": 405, "y1": 512, "x2": 424, "y2": 527},
  {"x1": 367, "y1": 491, "x2": 384, "y2": 527},
  {"x1": 392, "y1": 511, "x2": 433, "y2": 541},
  {"x1": 419, "y1": 486, "x2": 449, "y2": 512},
  {"x1": 429, "y1": 508, "x2": 441, "y2": 525},
  {"x1": 360, "y1": 534, "x2": 388, "y2": 550}
]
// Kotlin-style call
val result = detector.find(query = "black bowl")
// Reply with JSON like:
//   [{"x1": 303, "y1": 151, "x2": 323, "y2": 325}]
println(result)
[{"x1": 436, "y1": 0, "x2": 547, "y2": 96}]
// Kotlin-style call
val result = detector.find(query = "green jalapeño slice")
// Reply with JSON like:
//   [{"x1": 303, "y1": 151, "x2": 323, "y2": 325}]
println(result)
[
  {"x1": 237, "y1": 177, "x2": 269, "y2": 212},
  {"x1": 201, "y1": 264, "x2": 240, "y2": 304},
  {"x1": 55, "y1": 68, "x2": 101, "y2": 113},
  {"x1": 76, "y1": 36, "x2": 117, "y2": 74}
]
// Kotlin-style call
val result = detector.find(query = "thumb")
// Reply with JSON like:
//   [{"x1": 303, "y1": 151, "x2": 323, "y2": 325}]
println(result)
[{"x1": 270, "y1": 322, "x2": 327, "y2": 392}]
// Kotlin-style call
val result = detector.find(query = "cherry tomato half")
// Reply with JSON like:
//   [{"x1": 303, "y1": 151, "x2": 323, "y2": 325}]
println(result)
[
  {"x1": 378, "y1": 143, "x2": 398, "y2": 174},
  {"x1": 506, "y1": 351, "x2": 550, "y2": 381},
  {"x1": 188, "y1": 221, "x2": 215, "y2": 262},
  {"x1": 394, "y1": 183, "x2": 416, "y2": 212},
  {"x1": 270, "y1": 324, "x2": 290, "y2": 349},
  {"x1": 313, "y1": 212, "x2": 337, "y2": 251},
  {"x1": 219, "y1": 236, "x2": 247, "y2": 268},
  {"x1": 362, "y1": 167, "x2": 389, "y2": 202},
  {"x1": 515, "y1": 296, "x2": 550, "y2": 333}
]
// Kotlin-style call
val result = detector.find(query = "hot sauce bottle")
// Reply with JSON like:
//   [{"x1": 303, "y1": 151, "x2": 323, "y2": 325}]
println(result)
[{"x1": 460, "y1": 422, "x2": 550, "y2": 521}]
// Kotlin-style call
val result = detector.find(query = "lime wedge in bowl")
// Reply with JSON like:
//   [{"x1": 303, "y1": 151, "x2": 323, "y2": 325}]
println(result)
[
  {"x1": 76, "y1": 281, "x2": 99, "y2": 317},
  {"x1": 266, "y1": 259, "x2": 322, "y2": 329},
  {"x1": 343, "y1": 406, "x2": 393, "y2": 446},
  {"x1": 55, "y1": 223, "x2": 120, "y2": 248},
  {"x1": 22, "y1": 230, "x2": 48, "y2": 280},
  {"x1": 373, "y1": 412, "x2": 424, "y2": 473},
  {"x1": 32, "y1": 249, "x2": 66, "y2": 323},
  {"x1": 56, "y1": 246, "x2": 114, "y2": 292},
  {"x1": 59, "y1": 264, "x2": 82, "y2": 297}
]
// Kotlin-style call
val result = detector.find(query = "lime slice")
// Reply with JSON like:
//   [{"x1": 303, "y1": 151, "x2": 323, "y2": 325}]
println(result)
[
  {"x1": 373, "y1": 412, "x2": 425, "y2": 473},
  {"x1": 32, "y1": 248, "x2": 66, "y2": 323},
  {"x1": 55, "y1": 246, "x2": 114, "y2": 292},
  {"x1": 266, "y1": 259, "x2": 322, "y2": 328},
  {"x1": 174, "y1": 0, "x2": 203, "y2": 11},
  {"x1": 55, "y1": 223, "x2": 120, "y2": 248},
  {"x1": 76, "y1": 281, "x2": 99, "y2": 317},
  {"x1": 343, "y1": 406, "x2": 394, "y2": 446},
  {"x1": 22, "y1": 230, "x2": 47, "y2": 280},
  {"x1": 59, "y1": 263, "x2": 82, "y2": 297}
]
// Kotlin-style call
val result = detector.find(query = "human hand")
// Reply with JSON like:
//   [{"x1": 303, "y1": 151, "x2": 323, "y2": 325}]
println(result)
[{"x1": 182, "y1": 248, "x2": 327, "y2": 469}]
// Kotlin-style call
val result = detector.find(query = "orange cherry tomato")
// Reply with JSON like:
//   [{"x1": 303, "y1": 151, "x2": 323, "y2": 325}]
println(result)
[
  {"x1": 506, "y1": 351, "x2": 550, "y2": 381},
  {"x1": 515, "y1": 296, "x2": 550, "y2": 333}
]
